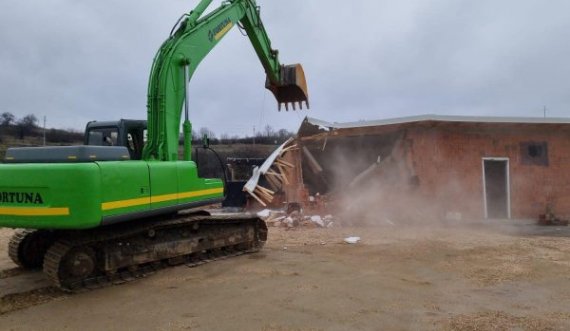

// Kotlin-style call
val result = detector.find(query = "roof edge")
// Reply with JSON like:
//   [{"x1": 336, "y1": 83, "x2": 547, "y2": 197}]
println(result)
[{"x1": 304, "y1": 114, "x2": 570, "y2": 130}]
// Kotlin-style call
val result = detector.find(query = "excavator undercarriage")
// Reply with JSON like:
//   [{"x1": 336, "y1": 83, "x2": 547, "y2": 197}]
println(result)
[{"x1": 9, "y1": 212, "x2": 267, "y2": 291}]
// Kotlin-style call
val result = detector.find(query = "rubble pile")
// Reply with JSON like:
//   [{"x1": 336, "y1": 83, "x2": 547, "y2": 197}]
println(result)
[
  {"x1": 538, "y1": 213, "x2": 569, "y2": 226},
  {"x1": 257, "y1": 209, "x2": 335, "y2": 228}
]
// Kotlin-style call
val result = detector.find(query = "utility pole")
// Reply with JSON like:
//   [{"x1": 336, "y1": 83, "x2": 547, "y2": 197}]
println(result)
[
  {"x1": 543, "y1": 106, "x2": 547, "y2": 118},
  {"x1": 252, "y1": 125, "x2": 256, "y2": 146},
  {"x1": 43, "y1": 116, "x2": 46, "y2": 146}
]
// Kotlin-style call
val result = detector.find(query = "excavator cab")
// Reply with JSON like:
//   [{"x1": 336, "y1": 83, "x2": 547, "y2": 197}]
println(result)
[
  {"x1": 85, "y1": 119, "x2": 147, "y2": 160},
  {"x1": 266, "y1": 64, "x2": 309, "y2": 111}
]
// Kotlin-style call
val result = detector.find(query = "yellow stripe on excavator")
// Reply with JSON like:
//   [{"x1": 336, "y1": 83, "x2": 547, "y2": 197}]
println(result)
[
  {"x1": 0, "y1": 207, "x2": 70, "y2": 216},
  {"x1": 214, "y1": 22, "x2": 233, "y2": 40},
  {"x1": 101, "y1": 188, "x2": 224, "y2": 211},
  {"x1": 101, "y1": 197, "x2": 151, "y2": 211},
  {"x1": 178, "y1": 188, "x2": 223, "y2": 199}
]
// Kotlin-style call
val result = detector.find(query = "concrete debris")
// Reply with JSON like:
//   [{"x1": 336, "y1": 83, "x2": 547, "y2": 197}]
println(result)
[
  {"x1": 304, "y1": 214, "x2": 335, "y2": 228},
  {"x1": 344, "y1": 236, "x2": 361, "y2": 244},
  {"x1": 538, "y1": 212, "x2": 569, "y2": 226},
  {"x1": 283, "y1": 217, "x2": 297, "y2": 228},
  {"x1": 257, "y1": 209, "x2": 272, "y2": 218},
  {"x1": 310, "y1": 215, "x2": 324, "y2": 227},
  {"x1": 255, "y1": 208, "x2": 336, "y2": 228}
]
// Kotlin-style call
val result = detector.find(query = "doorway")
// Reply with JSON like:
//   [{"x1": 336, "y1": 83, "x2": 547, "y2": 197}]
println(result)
[{"x1": 482, "y1": 158, "x2": 511, "y2": 219}]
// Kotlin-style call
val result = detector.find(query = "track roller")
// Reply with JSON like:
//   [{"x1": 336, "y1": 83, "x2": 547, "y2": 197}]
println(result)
[{"x1": 43, "y1": 242, "x2": 97, "y2": 290}]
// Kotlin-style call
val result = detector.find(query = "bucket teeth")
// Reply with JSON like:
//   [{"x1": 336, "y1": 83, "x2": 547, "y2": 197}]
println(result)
[{"x1": 277, "y1": 101, "x2": 309, "y2": 112}]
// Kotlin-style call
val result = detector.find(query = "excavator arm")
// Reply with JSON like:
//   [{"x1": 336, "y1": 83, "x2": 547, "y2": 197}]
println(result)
[{"x1": 143, "y1": 0, "x2": 309, "y2": 161}]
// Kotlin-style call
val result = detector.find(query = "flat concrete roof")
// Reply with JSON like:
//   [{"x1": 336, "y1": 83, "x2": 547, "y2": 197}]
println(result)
[{"x1": 305, "y1": 114, "x2": 570, "y2": 130}]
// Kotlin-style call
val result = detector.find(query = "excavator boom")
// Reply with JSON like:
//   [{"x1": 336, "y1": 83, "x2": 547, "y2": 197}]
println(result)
[{"x1": 143, "y1": 0, "x2": 309, "y2": 161}]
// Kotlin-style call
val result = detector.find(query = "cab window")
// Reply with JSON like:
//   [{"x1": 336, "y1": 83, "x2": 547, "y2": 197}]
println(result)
[{"x1": 87, "y1": 128, "x2": 119, "y2": 146}]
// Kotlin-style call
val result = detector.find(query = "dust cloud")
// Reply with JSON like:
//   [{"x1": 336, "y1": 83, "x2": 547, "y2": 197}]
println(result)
[{"x1": 312, "y1": 139, "x2": 488, "y2": 229}]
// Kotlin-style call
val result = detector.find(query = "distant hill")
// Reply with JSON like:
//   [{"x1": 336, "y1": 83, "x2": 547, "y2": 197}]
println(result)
[
  {"x1": 0, "y1": 125, "x2": 280, "y2": 174},
  {"x1": 0, "y1": 125, "x2": 83, "y2": 159}
]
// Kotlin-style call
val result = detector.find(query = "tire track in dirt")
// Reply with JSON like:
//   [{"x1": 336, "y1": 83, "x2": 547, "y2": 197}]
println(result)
[
  {"x1": 0, "y1": 267, "x2": 66, "y2": 315},
  {"x1": 0, "y1": 267, "x2": 25, "y2": 279},
  {"x1": 0, "y1": 286, "x2": 68, "y2": 315}
]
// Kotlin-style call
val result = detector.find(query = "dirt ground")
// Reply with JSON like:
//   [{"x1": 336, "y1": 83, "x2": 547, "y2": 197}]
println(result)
[{"x1": 1, "y1": 220, "x2": 570, "y2": 331}]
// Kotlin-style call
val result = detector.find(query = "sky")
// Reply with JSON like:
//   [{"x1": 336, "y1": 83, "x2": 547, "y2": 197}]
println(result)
[{"x1": 0, "y1": 0, "x2": 569, "y2": 137}]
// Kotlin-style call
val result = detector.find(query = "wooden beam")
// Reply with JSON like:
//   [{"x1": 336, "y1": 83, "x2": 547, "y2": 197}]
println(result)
[
  {"x1": 280, "y1": 144, "x2": 298, "y2": 155},
  {"x1": 267, "y1": 170, "x2": 283, "y2": 178},
  {"x1": 277, "y1": 164, "x2": 289, "y2": 184},
  {"x1": 264, "y1": 175, "x2": 279, "y2": 190},
  {"x1": 248, "y1": 190, "x2": 267, "y2": 207},
  {"x1": 254, "y1": 188, "x2": 273, "y2": 202},
  {"x1": 275, "y1": 159, "x2": 294, "y2": 168},
  {"x1": 256, "y1": 185, "x2": 275, "y2": 195},
  {"x1": 254, "y1": 187, "x2": 272, "y2": 200}
]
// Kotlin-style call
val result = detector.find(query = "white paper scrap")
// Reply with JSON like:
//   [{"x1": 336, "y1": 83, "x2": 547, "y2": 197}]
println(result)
[{"x1": 344, "y1": 236, "x2": 361, "y2": 244}]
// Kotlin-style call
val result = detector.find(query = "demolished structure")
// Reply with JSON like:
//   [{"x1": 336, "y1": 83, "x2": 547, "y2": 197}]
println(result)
[{"x1": 245, "y1": 115, "x2": 570, "y2": 222}]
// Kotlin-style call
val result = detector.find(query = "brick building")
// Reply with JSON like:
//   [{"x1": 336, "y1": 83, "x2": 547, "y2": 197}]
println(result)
[{"x1": 288, "y1": 115, "x2": 570, "y2": 221}]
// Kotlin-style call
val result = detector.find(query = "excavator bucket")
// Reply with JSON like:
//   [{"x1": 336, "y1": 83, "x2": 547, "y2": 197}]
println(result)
[{"x1": 266, "y1": 64, "x2": 309, "y2": 111}]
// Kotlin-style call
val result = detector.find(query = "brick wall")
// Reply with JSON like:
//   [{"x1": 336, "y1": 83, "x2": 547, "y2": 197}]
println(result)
[{"x1": 407, "y1": 123, "x2": 570, "y2": 220}]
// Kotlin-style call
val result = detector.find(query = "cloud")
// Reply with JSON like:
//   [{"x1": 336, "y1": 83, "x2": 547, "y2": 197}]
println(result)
[{"x1": 0, "y1": 0, "x2": 569, "y2": 136}]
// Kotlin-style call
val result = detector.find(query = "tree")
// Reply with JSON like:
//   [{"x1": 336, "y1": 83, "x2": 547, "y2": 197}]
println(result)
[
  {"x1": 0, "y1": 112, "x2": 15, "y2": 126},
  {"x1": 264, "y1": 125, "x2": 274, "y2": 137},
  {"x1": 198, "y1": 127, "x2": 216, "y2": 139},
  {"x1": 19, "y1": 114, "x2": 38, "y2": 128},
  {"x1": 17, "y1": 114, "x2": 38, "y2": 139},
  {"x1": 277, "y1": 128, "x2": 292, "y2": 139},
  {"x1": 220, "y1": 133, "x2": 230, "y2": 144},
  {"x1": 191, "y1": 129, "x2": 199, "y2": 142}
]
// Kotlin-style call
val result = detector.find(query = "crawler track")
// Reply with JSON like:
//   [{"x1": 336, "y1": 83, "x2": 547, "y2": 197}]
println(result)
[
  {"x1": 8, "y1": 229, "x2": 54, "y2": 269},
  {"x1": 41, "y1": 212, "x2": 267, "y2": 292},
  {"x1": 44, "y1": 241, "x2": 260, "y2": 292}
]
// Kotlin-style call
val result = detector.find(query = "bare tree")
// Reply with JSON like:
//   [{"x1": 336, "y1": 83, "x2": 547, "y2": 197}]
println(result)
[
  {"x1": 199, "y1": 127, "x2": 209, "y2": 139},
  {"x1": 220, "y1": 133, "x2": 230, "y2": 144},
  {"x1": 20, "y1": 114, "x2": 38, "y2": 128},
  {"x1": 0, "y1": 112, "x2": 15, "y2": 126},
  {"x1": 199, "y1": 127, "x2": 216, "y2": 139},
  {"x1": 191, "y1": 129, "x2": 199, "y2": 142},
  {"x1": 17, "y1": 114, "x2": 38, "y2": 139},
  {"x1": 278, "y1": 128, "x2": 292, "y2": 139},
  {"x1": 264, "y1": 124, "x2": 274, "y2": 137}
]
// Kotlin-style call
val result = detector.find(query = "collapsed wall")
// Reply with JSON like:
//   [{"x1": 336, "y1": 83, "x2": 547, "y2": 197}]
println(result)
[
  {"x1": 245, "y1": 116, "x2": 570, "y2": 223},
  {"x1": 298, "y1": 122, "x2": 432, "y2": 224}
]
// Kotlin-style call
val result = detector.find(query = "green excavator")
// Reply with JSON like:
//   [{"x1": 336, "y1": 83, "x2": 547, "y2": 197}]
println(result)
[{"x1": 0, "y1": 0, "x2": 308, "y2": 290}]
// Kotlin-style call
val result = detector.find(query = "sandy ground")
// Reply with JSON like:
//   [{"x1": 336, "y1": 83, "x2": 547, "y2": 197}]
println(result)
[{"x1": 1, "y1": 221, "x2": 570, "y2": 331}]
